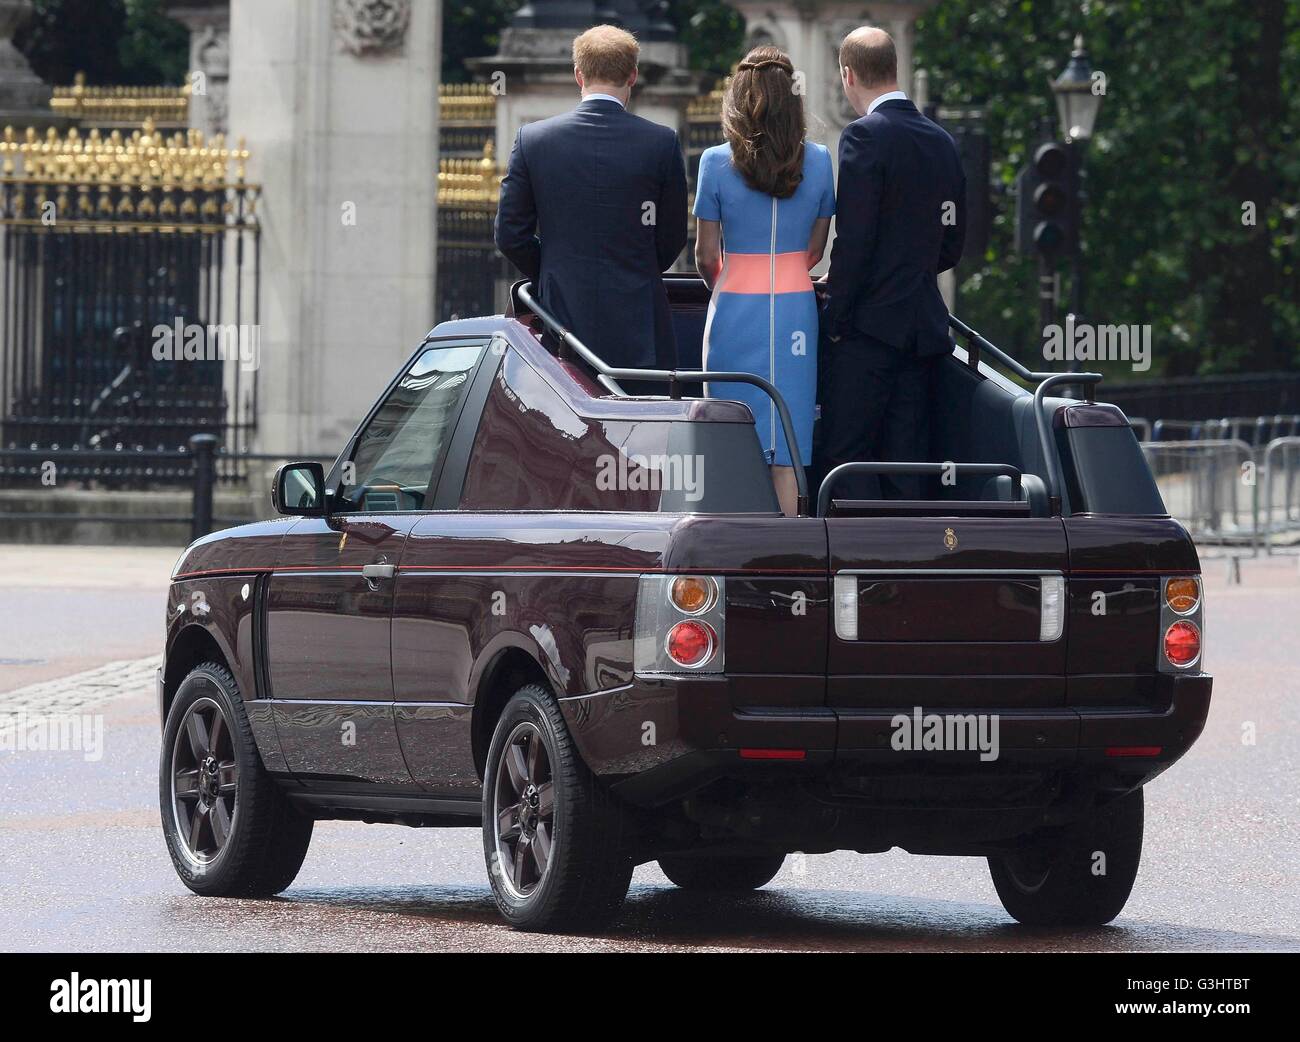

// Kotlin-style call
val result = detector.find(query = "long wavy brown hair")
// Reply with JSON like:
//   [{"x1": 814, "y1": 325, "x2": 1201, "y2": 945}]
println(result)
[{"x1": 721, "y1": 46, "x2": 805, "y2": 199}]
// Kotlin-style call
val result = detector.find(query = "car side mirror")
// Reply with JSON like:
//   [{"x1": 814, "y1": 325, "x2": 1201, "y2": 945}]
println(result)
[{"x1": 272, "y1": 462, "x2": 327, "y2": 516}]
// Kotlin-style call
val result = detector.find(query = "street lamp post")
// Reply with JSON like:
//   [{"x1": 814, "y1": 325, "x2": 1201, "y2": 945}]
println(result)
[{"x1": 1051, "y1": 35, "x2": 1103, "y2": 322}]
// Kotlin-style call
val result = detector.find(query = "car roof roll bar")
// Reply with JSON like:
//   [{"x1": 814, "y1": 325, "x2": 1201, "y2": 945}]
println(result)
[
  {"x1": 948, "y1": 314, "x2": 1104, "y2": 517},
  {"x1": 817, "y1": 461, "x2": 1023, "y2": 518},
  {"x1": 515, "y1": 280, "x2": 812, "y2": 516}
]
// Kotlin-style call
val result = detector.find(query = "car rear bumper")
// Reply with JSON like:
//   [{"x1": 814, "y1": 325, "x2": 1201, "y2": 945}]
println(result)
[{"x1": 558, "y1": 672, "x2": 1212, "y2": 807}]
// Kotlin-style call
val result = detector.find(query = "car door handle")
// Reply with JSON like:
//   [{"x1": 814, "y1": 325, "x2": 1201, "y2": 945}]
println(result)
[{"x1": 362, "y1": 563, "x2": 396, "y2": 581}]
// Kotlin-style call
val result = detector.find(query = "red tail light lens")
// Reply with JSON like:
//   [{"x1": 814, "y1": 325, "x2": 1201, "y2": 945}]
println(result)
[
  {"x1": 665, "y1": 620, "x2": 716, "y2": 668},
  {"x1": 1164, "y1": 621, "x2": 1201, "y2": 667}
]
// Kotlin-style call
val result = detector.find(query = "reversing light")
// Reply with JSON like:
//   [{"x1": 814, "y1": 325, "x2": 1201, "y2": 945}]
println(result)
[
  {"x1": 670, "y1": 575, "x2": 717, "y2": 615},
  {"x1": 1165, "y1": 576, "x2": 1200, "y2": 615},
  {"x1": 1164, "y1": 620, "x2": 1201, "y2": 667},
  {"x1": 833, "y1": 574, "x2": 858, "y2": 641},
  {"x1": 1040, "y1": 575, "x2": 1065, "y2": 642},
  {"x1": 666, "y1": 620, "x2": 717, "y2": 668}
]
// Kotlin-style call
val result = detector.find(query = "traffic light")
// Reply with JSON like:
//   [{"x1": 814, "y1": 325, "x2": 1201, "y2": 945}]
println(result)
[{"x1": 1016, "y1": 140, "x2": 1076, "y2": 257}]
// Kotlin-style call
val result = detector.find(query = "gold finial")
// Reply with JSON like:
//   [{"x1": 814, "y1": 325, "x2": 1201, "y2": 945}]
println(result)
[{"x1": 0, "y1": 119, "x2": 260, "y2": 231}]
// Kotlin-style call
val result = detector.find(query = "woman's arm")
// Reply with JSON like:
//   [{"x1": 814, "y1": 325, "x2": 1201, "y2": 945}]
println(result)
[
  {"x1": 695, "y1": 219, "x2": 723, "y2": 290},
  {"x1": 806, "y1": 216, "x2": 831, "y2": 270}
]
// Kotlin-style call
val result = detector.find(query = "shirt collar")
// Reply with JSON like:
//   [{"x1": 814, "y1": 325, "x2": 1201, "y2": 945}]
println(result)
[
  {"x1": 867, "y1": 90, "x2": 909, "y2": 115},
  {"x1": 581, "y1": 93, "x2": 625, "y2": 108}
]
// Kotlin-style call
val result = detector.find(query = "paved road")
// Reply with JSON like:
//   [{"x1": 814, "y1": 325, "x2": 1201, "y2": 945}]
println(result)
[
  {"x1": 0, "y1": 546, "x2": 172, "y2": 693},
  {"x1": 1, "y1": 547, "x2": 1297, "y2": 952}
]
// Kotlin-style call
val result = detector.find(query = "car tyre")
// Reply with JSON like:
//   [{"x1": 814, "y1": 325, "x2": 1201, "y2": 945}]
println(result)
[
  {"x1": 658, "y1": 853, "x2": 786, "y2": 891},
  {"x1": 160, "y1": 663, "x2": 313, "y2": 897},
  {"x1": 988, "y1": 788, "x2": 1144, "y2": 927},
  {"x1": 483, "y1": 683, "x2": 634, "y2": 932}
]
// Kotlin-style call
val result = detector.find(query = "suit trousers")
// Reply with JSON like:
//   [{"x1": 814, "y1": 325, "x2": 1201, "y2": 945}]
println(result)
[{"x1": 819, "y1": 330, "x2": 937, "y2": 501}]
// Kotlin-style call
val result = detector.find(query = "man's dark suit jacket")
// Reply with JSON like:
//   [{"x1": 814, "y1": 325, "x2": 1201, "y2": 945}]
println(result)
[
  {"x1": 824, "y1": 99, "x2": 966, "y2": 357},
  {"x1": 494, "y1": 97, "x2": 688, "y2": 370}
]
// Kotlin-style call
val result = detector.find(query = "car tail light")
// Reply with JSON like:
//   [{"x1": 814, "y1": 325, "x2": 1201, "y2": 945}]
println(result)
[
  {"x1": 666, "y1": 620, "x2": 717, "y2": 668},
  {"x1": 1158, "y1": 574, "x2": 1204, "y2": 673},
  {"x1": 1165, "y1": 576, "x2": 1200, "y2": 614},
  {"x1": 670, "y1": 576, "x2": 716, "y2": 614},
  {"x1": 1164, "y1": 620, "x2": 1201, "y2": 668},
  {"x1": 634, "y1": 575, "x2": 725, "y2": 673}
]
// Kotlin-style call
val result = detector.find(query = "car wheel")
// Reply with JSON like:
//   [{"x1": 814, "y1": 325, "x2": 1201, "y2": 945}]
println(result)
[
  {"x1": 160, "y1": 662, "x2": 313, "y2": 897},
  {"x1": 988, "y1": 788, "x2": 1144, "y2": 927},
  {"x1": 482, "y1": 683, "x2": 634, "y2": 932},
  {"x1": 658, "y1": 853, "x2": 786, "y2": 891}
]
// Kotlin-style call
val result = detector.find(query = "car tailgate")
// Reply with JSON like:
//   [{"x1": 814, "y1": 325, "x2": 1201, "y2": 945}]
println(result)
[{"x1": 827, "y1": 516, "x2": 1070, "y2": 710}]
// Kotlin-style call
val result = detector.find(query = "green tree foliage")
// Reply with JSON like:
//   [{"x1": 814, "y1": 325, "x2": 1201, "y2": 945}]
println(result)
[
  {"x1": 916, "y1": 0, "x2": 1298, "y2": 375},
  {"x1": 16, "y1": 0, "x2": 187, "y2": 87},
  {"x1": 442, "y1": 0, "x2": 519, "y2": 82},
  {"x1": 671, "y1": 0, "x2": 746, "y2": 79}
]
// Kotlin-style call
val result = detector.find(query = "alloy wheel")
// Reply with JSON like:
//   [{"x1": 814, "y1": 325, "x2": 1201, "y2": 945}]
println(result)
[
  {"x1": 492, "y1": 721, "x2": 555, "y2": 899},
  {"x1": 170, "y1": 696, "x2": 239, "y2": 867}
]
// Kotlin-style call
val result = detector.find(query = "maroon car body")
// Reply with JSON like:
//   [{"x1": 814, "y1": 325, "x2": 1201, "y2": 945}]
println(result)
[{"x1": 158, "y1": 277, "x2": 1211, "y2": 929}]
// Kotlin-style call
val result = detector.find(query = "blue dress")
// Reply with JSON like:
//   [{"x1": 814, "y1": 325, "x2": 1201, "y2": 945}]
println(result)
[{"x1": 693, "y1": 142, "x2": 835, "y2": 467}]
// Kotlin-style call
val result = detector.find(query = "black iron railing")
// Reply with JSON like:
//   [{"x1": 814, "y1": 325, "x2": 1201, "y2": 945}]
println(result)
[
  {"x1": 0, "y1": 437, "x2": 333, "y2": 541},
  {"x1": 0, "y1": 125, "x2": 261, "y2": 484}
]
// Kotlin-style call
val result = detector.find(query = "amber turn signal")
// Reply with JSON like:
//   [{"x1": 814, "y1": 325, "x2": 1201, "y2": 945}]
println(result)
[
  {"x1": 670, "y1": 575, "x2": 716, "y2": 614},
  {"x1": 1165, "y1": 577, "x2": 1200, "y2": 615}
]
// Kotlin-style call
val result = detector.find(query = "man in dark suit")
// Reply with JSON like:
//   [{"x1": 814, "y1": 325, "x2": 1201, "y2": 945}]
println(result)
[
  {"x1": 495, "y1": 24, "x2": 688, "y2": 373},
  {"x1": 821, "y1": 26, "x2": 966, "y2": 499}
]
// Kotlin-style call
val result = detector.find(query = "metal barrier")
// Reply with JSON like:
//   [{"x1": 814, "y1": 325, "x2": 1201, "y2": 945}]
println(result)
[
  {"x1": 1140, "y1": 439, "x2": 1259, "y2": 553},
  {"x1": 1150, "y1": 414, "x2": 1300, "y2": 446},
  {"x1": 1261, "y1": 436, "x2": 1300, "y2": 555},
  {"x1": 0, "y1": 437, "x2": 334, "y2": 541},
  {"x1": 1138, "y1": 430, "x2": 1300, "y2": 557}
]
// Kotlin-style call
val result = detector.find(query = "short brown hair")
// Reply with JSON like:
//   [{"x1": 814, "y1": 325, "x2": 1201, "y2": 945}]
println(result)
[
  {"x1": 573, "y1": 25, "x2": 639, "y2": 86},
  {"x1": 722, "y1": 47, "x2": 805, "y2": 199},
  {"x1": 839, "y1": 26, "x2": 897, "y2": 88}
]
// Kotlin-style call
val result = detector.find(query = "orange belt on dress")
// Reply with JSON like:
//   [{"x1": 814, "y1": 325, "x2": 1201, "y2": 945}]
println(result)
[{"x1": 715, "y1": 251, "x2": 812, "y2": 295}]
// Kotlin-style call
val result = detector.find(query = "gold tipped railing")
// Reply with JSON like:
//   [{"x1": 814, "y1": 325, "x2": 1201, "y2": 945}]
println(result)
[
  {"x1": 50, "y1": 72, "x2": 190, "y2": 126},
  {"x1": 439, "y1": 83, "x2": 497, "y2": 123},
  {"x1": 437, "y1": 139, "x2": 502, "y2": 210},
  {"x1": 0, "y1": 121, "x2": 258, "y2": 233}
]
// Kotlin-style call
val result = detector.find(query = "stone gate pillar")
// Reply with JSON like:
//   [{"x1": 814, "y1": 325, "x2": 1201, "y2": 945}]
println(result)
[
  {"x1": 729, "y1": 1, "x2": 938, "y2": 150},
  {"x1": 473, "y1": 0, "x2": 698, "y2": 155},
  {"x1": 164, "y1": 0, "x2": 231, "y2": 138},
  {"x1": 228, "y1": 0, "x2": 441, "y2": 455}
]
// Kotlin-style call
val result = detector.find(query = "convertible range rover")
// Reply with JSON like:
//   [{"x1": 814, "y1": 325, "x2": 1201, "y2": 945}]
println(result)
[{"x1": 158, "y1": 277, "x2": 1211, "y2": 931}]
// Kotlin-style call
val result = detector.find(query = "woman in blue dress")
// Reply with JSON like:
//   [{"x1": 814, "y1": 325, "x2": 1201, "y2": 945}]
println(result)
[{"x1": 693, "y1": 46, "x2": 835, "y2": 516}]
